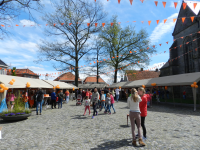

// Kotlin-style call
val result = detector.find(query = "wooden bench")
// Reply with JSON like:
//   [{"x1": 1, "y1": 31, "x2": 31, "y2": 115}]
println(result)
[{"x1": 127, "y1": 114, "x2": 129, "y2": 126}]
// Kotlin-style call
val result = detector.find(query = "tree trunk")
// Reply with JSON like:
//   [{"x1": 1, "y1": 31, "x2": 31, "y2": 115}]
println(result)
[
  {"x1": 75, "y1": 60, "x2": 79, "y2": 87},
  {"x1": 114, "y1": 69, "x2": 118, "y2": 83},
  {"x1": 97, "y1": 49, "x2": 99, "y2": 83}
]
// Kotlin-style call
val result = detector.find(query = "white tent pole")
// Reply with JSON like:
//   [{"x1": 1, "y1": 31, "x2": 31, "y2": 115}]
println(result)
[{"x1": 192, "y1": 87, "x2": 197, "y2": 112}]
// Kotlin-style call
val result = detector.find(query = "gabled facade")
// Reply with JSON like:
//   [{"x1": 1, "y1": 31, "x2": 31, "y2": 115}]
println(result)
[
  {"x1": 83, "y1": 76, "x2": 107, "y2": 84},
  {"x1": 54, "y1": 72, "x2": 82, "y2": 85},
  {"x1": 7, "y1": 69, "x2": 39, "y2": 79},
  {"x1": 0, "y1": 59, "x2": 9, "y2": 75}
]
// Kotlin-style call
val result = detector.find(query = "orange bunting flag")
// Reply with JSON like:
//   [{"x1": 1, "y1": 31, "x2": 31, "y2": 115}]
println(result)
[
  {"x1": 159, "y1": 44, "x2": 162, "y2": 46},
  {"x1": 130, "y1": 51, "x2": 132, "y2": 54},
  {"x1": 130, "y1": 0, "x2": 133, "y2": 5},
  {"x1": 164, "y1": 19, "x2": 167, "y2": 24},
  {"x1": 111, "y1": 23, "x2": 114, "y2": 26},
  {"x1": 174, "y1": 2, "x2": 178, "y2": 9},
  {"x1": 118, "y1": 22, "x2": 121, "y2": 25},
  {"x1": 162, "y1": 2, "x2": 166, "y2": 8},
  {"x1": 140, "y1": 0, "x2": 144, "y2": 3},
  {"x1": 153, "y1": 45, "x2": 155, "y2": 48},
  {"x1": 156, "y1": 20, "x2": 159, "y2": 24},
  {"x1": 94, "y1": 61, "x2": 96, "y2": 63},
  {"x1": 16, "y1": 24, "x2": 19, "y2": 26},
  {"x1": 141, "y1": 21, "x2": 144, "y2": 24},
  {"x1": 118, "y1": 0, "x2": 120, "y2": 4},
  {"x1": 46, "y1": 24, "x2": 48, "y2": 26},
  {"x1": 104, "y1": 59, "x2": 106, "y2": 61},
  {"x1": 138, "y1": 61, "x2": 140, "y2": 63},
  {"x1": 54, "y1": 24, "x2": 56, "y2": 26},
  {"x1": 191, "y1": 16, "x2": 194, "y2": 22},
  {"x1": 195, "y1": 48, "x2": 197, "y2": 51},
  {"x1": 182, "y1": 17, "x2": 186, "y2": 23},
  {"x1": 134, "y1": 51, "x2": 136, "y2": 52},
  {"x1": 154, "y1": 1, "x2": 158, "y2": 6},
  {"x1": 183, "y1": 2, "x2": 187, "y2": 10},
  {"x1": 173, "y1": 18, "x2": 177, "y2": 23},
  {"x1": 181, "y1": 36, "x2": 184, "y2": 39},
  {"x1": 112, "y1": 57, "x2": 115, "y2": 58},
  {"x1": 147, "y1": 47, "x2": 149, "y2": 50},
  {"x1": 95, "y1": 23, "x2": 98, "y2": 27},
  {"x1": 69, "y1": 23, "x2": 72, "y2": 26},
  {"x1": 102, "y1": 23, "x2": 105, "y2": 27},
  {"x1": 194, "y1": 3, "x2": 197, "y2": 9},
  {"x1": 1, "y1": 25, "x2": 5, "y2": 27},
  {"x1": 166, "y1": 41, "x2": 168, "y2": 44},
  {"x1": 87, "y1": 23, "x2": 90, "y2": 27},
  {"x1": 148, "y1": 21, "x2": 151, "y2": 26},
  {"x1": 61, "y1": 23, "x2": 64, "y2": 25},
  {"x1": 180, "y1": 45, "x2": 182, "y2": 48}
]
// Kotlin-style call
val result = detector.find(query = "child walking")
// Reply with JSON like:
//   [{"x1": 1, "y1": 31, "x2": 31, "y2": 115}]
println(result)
[
  {"x1": 83, "y1": 96, "x2": 90, "y2": 116},
  {"x1": 110, "y1": 92, "x2": 116, "y2": 114},
  {"x1": 23, "y1": 92, "x2": 29, "y2": 111},
  {"x1": 105, "y1": 93, "x2": 111, "y2": 114},
  {"x1": 127, "y1": 88, "x2": 145, "y2": 147},
  {"x1": 100, "y1": 91, "x2": 106, "y2": 111},
  {"x1": 91, "y1": 88, "x2": 99, "y2": 119}
]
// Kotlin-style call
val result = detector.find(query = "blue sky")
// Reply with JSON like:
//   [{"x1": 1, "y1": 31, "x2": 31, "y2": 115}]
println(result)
[{"x1": 0, "y1": 0, "x2": 197, "y2": 84}]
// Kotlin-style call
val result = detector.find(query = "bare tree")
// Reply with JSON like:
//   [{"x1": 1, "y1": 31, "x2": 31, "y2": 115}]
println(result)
[
  {"x1": 99, "y1": 16, "x2": 156, "y2": 83},
  {"x1": 0, "y1": 0, "x2": 42, "y2": 39},
  {"x1": 36, "y1": 0, "x2": 107, "y2": 86}
]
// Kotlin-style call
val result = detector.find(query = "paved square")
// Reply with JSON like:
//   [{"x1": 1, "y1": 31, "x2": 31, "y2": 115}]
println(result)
[{"x1": 0, "y1": 101, "x2": 200, "y2": 150}]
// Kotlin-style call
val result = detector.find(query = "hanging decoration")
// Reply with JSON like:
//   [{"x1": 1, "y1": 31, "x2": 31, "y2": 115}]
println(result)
[{"x1": 26, "y1": 82, "x2": 30, "y2": 88}]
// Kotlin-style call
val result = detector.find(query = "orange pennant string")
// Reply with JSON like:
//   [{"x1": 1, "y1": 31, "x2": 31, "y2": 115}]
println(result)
[
  {"x1": 195, "y1": 48, "x2": 197, "y2": 51},
  {"x1": 46, "y1": 24, "x2": 48, "y2": 26},
  {"x1": 154, "y1": 1, "x2": 158, "y2": 6},
  {"x1": 130, "y1": 51, "x2": 132, "y2": 53},
  {"x1": 54, "y1": 24, "x2": 56, "y2": 26},
  {"x1": 1, "y1": 25, "x2": 5, "y2": 27},
  {"x1": 69, "y1": 23, "x2": 72, "y2": 26},
  {"x1": 148, "y1": 21, "x2": 151, "y2": 26},
  {"x1": 94, "y1": 0, "x2": 96, "y2": 2},
  {"x1": 180, "y1": 45, "x2": 182, "y2": 48},
  {"x1": 162, "y1": 2, "x2": 166, "y2": 8},
  {"x1": 87, "y1": 23, "x2": 90, "y2": 27},
  {"x1": 111, "y1": 23, "x2": 114, "y2": 26},
  {"x1": 102, "y1": 23, "x2": 105, "y2": 27},
  {"x1": 147, "y1": 47, "x2": 149, "y2": 50},
  {"x1": 159, "y1": 44, "x2": 162, "y2": 46},
  {"x1": 95, "y1": 23, "x2": 98, "y2": 27},
  {"x1": 94, "y1": 61, "x2": 96, "y2": 63},
  {"x1": 164, "y1": 19, "x2": 167, "y2": 24},
  {"x1": 61, "y1": 23, "x2": 64, "y2": 25},
  {"x1": 174, "y1": 2, "x2": 178, "y2": 9},
  {"x1": 181, "y1": 36, "x2": 184, "y2": 39},
  {"x1": 140, "y1": 0, "x2": 144, "y2": 3},
  {"x1": 166, "y1": 42, "x2": 168, "y2": 44},
  {"x1": 182, "y1": 17, "x2": 186, "y2": 23},
  {"x1": 141, "y1": 21, "x2": 144, "y2": 24},
  {"x1": 129, "y1": 0, "x2": 133, "y2": 5},
  {"x1": 191, "y1": 16, "x2": 194, "y2": 22},
  {"x1": 173, "y1": 18, "x2": 177, "y2": 23},
  {"x1": 183, "y1": 2, "x2": 187, "y2": 10},
  {"x1": 153, "y1": 45, "x2": 155, "y2": 48},
  {"x1": 118, "y1": 22, "x2": 121, "y2": 25},
  {"x1": 194, "y1": 3, "x2": 197, "y2": 9},
  {"x1": 16, "y1": 24, "x2": 19, "y2": 26},
  {"x1": 118, "y1": 0, "x2": 120, "y2": 4},
  {"x1": 156, "y1": 20, "x2": 159, "y2": 24}
]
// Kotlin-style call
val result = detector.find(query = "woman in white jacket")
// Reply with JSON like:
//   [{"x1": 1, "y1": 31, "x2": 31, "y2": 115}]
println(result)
[{"x1": 127, "y1": 88, "x2": 145, "y2": 147}]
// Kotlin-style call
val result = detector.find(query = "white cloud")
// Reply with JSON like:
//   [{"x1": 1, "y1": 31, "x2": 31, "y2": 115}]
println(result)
[
  {"x1": 20, "y1": 42, "x2": 38, "y2": 53},
  {"x1": 149, "y1": 13, "x2": 178, "y2": 44},
  {"x1": 24, "y1": 66, "x2": 45, "y2": 71},
  {"x1": 20, "y1": 19, "x2": 37, "y2": 27}
]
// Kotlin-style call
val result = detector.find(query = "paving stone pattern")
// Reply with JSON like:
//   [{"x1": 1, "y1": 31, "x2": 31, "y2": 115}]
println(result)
[{"x1": 0, "y1": 101, "x2": 200, "y2": 150}]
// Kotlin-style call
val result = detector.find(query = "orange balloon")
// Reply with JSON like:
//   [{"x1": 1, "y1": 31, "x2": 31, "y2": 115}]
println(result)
[
  {"x1": 10, "y1": 81, "x2": 14, "y2": 85},
  {"x1": 0, "y1": 88, "x2": 4, "y2": 93},
  {"x1": 0, "y1": 84, "x2": 5, "y2": 88},
  {"x1": 191, "y1": 84, "x2": 194, "y2": 88},
  {"x1": 4, "y1": 87, "x2": 9, "y2": 90},
  {"x1": 12, "y1": 79, "x2": 15, "y2": 82},
  {"x1": 195, "y1": 85, "x2": 198, "y2": 88},
  {"x1": 193, "y1": 82, "x2": 197, "y2": 85},
  {"x1": 165, "y1": 86, "x2": 167, "y2": 90}
]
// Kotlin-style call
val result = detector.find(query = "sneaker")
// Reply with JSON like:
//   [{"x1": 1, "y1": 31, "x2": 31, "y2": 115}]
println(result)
[
  {"x1": 92, "y1": 116, "x2": 94, "y2": 119},
  {"x1": 83, "y1": 114, "x2": 85, "y2": 116},
  {"x1": 36, "y1": 112, "x2": 38, "y2": 115},
  {"x1": 104, "y1": 111, "x2": 107, "y2": 114},
  {"x1": 109, "y1": 113, "x2": 111, "y2": 115},
  {"x1": 114, "y1": 112, "x2": 116, "y2": 114}
]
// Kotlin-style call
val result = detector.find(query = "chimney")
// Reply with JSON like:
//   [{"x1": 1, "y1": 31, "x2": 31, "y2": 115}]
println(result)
[
  {"x1": 155, "y1": 68, "x2": 158, "y2": 72},
  {"x1": 141, "y1": 68, "x2": 143, "y2": 71}
]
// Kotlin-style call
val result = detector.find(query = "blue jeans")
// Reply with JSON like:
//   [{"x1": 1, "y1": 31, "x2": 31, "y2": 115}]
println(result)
[
  {"x1": 25, "y1": 102, "x2": 29, "y2": 110},
  {"x1": 106, "y1": 104, "x2": 111, "y2": 113},
  {"x1": 100, "y1": 101, "x2": 106, "y2": 111},
  {"x1": 110, "y1": 103, "x2": 116, "y2": 113},
  {"x1": 66, "y1": 96, "x2": 69, "y2": 103},
  {"x1": 183, "y1": 95, "x2": 186, "y2": 99},
  {"x1": 59, "y1": 99, "x2": 63, "y2": 108},
  {"x1": 116, "y1": 95, "x2": 119, "y2": 102},
  {"x1": 36, "y1": 101, "x2": 42, "y2": 114}
]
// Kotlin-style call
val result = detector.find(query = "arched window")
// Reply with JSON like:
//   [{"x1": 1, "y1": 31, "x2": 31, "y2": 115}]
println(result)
[{"x1": 184, "y1": 37, "x2": 194, "y2": 73}]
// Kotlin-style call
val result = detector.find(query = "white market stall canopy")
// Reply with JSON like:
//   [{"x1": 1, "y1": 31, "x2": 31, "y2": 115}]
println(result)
[
  {"x1": 0, "y1": 75, "x2": 53, "y2": 89},
  {"x1": 109, "y1": 82, "x2": 131, "y2": 88},
  {"x1": 79, "y1": 83, "x2": 108, "y2": 89},
  {"x1": 42, "y1": 80, "x2": 78, "y2": 89},
  {"x1": 124, "y1": 72, "x2": 200, "y2": 88}
]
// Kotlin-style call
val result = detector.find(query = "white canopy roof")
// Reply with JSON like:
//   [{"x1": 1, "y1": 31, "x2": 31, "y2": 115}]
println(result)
[
  {"x1": 42, "y1": 80, "x2": 78, "y2": 89},
  {"x1": 0, "y1": 75, "x2": 53, "y2": 89},
  {"x1": 124, "y1": 72, "x2": 200, "y2": 88},
  {"x1": 109, "y1": 82, "x2": 131, "y2": 88},
  {"x1": 79, "y1": 83, "x2": 108, "y2": 89}
]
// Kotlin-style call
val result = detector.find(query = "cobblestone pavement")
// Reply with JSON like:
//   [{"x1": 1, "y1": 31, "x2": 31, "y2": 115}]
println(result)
[{"x1": 0, "y1": 101, "x2": 200, "y2": 150}]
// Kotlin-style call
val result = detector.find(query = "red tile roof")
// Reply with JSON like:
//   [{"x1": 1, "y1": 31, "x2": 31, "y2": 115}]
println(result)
[
  {"x1": 84, "y1": 76, "x2": 106, "y2": 83},
  {"x1": 126, "y1": 70, "x2": 160, "y2": 81},
  {"x1": 54, "y1": 72, "x2": 82, "y2": 81},
  {"x1": 7, "y1": 69, "x2": 38, "y2": 76}
]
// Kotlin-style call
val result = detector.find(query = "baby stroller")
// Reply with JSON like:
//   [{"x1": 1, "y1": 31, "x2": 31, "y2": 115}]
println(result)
[{"x1": 76, "y1": 94, "x2": 82, "y2": 106}]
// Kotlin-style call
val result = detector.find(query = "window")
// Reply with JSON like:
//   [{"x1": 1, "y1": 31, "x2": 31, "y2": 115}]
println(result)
[{"x1": 184, "y1": 37, "x2": 194, "y2": 73}]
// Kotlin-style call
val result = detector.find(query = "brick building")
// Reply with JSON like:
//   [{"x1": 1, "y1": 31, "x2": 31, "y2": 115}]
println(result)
[
  {"x1": 0, "y1": 59, "x2": 9, "y2": 75},
  {"x1": 54, "y1": 72, "x2": 82, "y2": 85},
  {"x1": 83, "y1": 76, "x2": 107, "y2": 84},
  {"x1": 7, "y1": 69, "x2": 39, "y2": 79}
]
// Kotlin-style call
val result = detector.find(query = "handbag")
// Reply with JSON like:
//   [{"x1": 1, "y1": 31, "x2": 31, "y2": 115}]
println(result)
[{"x1": 56, "y1": 97, "x2": 59, "y2": 102}]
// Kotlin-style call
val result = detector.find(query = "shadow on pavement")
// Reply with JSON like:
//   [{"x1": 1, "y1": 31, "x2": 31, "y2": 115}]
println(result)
[
  {"x1": 0, "y1": 118, "x2": 27, "y2": 124},
  {"x1": 90, "y1": 138, "x2": 134, "y2": 150},
  {"x1": 120, "y1": 125, "x2": 130, "y2": 128}
]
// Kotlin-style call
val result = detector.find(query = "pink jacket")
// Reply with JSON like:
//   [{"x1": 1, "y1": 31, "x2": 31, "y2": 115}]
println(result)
[
  {"x1": 10, "y1": 94, "x2": 16, "y2": 101},
  {"x1": 110, "y1": 95, "x2": 115, "y2": 104}
]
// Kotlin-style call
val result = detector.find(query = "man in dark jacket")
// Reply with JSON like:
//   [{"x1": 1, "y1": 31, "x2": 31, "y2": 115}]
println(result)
[
  {"x1": 58, "y1": 90, "x2": 64, "y2": 109},
  {"x1": 51, "y1": 90, "x2": 57, "y2": 109},
  {"x1": 36, "y1": 88, "x2": 44, "y2": 115}
]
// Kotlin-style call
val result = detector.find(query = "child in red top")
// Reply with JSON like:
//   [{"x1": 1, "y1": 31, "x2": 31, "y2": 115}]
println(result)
[
  {"x1": 110, "y1": 92, "x2": 116, "y2": 114},
  {"x1": 138, "y1": 87, "x2": 148, "y2": 140}
]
